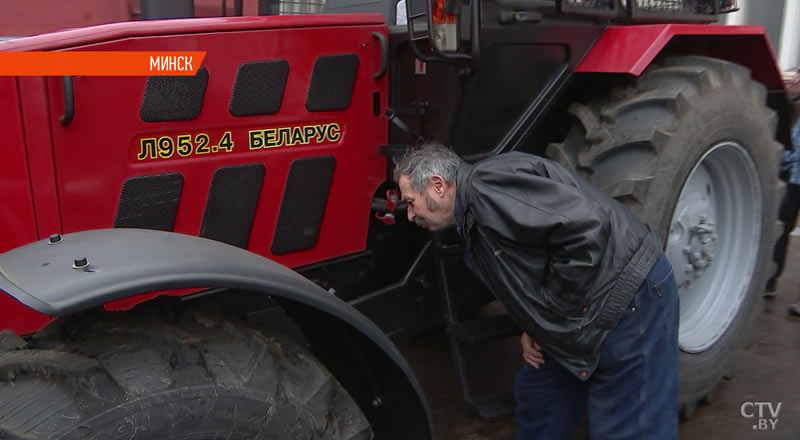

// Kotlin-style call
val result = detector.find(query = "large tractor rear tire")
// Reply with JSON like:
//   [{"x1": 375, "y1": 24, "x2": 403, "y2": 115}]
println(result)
[
  {"x1": 0, "y1": 301, "x2": 372, "y2": 439},
  {"x1": 547, "y1": 56, "x2": 782, "y2": 418}
]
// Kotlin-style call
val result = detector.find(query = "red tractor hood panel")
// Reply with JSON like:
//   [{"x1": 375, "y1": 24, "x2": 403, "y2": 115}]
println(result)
[{"x1": 0, "y1": 14, "x2": 386, "y2": 51}]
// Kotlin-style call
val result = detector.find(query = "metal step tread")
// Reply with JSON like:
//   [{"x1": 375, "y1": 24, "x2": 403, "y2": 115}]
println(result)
[
  {"x1": 464, "y1": 392, "x2": 515, "y2": 422},
  {"x1": 450, "y1": 314, "x2": 520, "y2": 346}
]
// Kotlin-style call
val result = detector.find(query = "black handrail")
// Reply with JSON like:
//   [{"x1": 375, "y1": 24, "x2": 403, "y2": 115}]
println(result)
[
  {"x1": 372, "y1": 32, "x2": 388, "y2": 79},
  {"x1": 59, "y1": 76, "x2": 74, "y2": 126}
]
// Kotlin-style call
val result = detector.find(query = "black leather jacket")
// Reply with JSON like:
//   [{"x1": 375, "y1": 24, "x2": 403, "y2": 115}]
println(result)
[{"x1": 455, "y1": 152, "x2": 662, "y2": 380}]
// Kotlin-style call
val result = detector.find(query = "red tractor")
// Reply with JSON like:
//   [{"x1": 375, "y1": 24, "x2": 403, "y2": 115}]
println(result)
[{"x1": 0, "y1": 0, "x2": 787, "y2": 437}]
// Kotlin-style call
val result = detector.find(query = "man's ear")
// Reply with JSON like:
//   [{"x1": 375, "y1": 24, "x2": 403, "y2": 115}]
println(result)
[{"x1": 429, "y1": 175, "x2": 446, "y2": 196}]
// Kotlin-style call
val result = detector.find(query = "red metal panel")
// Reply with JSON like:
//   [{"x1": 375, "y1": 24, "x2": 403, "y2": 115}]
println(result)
[
  {"x1": 1, "y1": 18, "x2": 388, "y2": 335},
  {"x1": 0, "y1": 298, "x2": 53, "y2": 337},
  {"x1": 577, "y1": 24, "x2": 783, "y2": 88},
  {"x1": 0, "y1": 0, "x2": 311, "y2": 37},
  {"x1": 0, "y1": 14, "x2": 386, "y2": 51},
  {"x1": 0, "y1": 77, "x2": 38, "y2": 251},
  {"x1": 0, "y1": 0, "x2": 131, "y2": 37},
  {"x1": 43, "y1": 20, "x2": 388, "y2": 268},
  {"x1": 0, "y1": 77, "x2": 54, "y2": 334},
  {"x1": 17, "y1": 77, "x2": 62, "y2": 240}
]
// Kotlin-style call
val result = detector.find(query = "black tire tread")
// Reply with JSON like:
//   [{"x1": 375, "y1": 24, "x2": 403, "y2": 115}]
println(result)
[{"x1": 0, "y1": 300, "x2": 371, "y2": 439}]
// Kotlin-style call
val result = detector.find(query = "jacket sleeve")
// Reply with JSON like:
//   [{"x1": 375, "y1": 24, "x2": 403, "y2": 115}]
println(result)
[{"x1": 465, "y1": 157, "x2": 610, "y2": 295}]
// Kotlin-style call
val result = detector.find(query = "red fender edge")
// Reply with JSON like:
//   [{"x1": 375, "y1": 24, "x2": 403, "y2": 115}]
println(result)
[{"x1": 577, "y1": 24, "x2": 783, "y2": 88}]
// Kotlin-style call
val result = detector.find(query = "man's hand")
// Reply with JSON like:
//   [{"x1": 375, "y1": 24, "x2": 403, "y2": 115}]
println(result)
[{"x1": 520, "y1": 332, "x2": 545, "y2": 368}]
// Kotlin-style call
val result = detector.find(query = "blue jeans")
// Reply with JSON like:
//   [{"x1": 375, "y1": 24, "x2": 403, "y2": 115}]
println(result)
[{"x1": 515, "y1": 256, "x2": 679, "y2": 439}]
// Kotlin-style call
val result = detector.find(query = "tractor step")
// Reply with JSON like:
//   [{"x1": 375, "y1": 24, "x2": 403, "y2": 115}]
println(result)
[
  {"x1": 433, "y1": 233, "x2": 519, "y2": 422},
  {"x1": 464, "y1": 392, "x2": 516, "y2": 422},
  {"x1": 450, "y1": 314, "x2": 520, "y2": 346}
]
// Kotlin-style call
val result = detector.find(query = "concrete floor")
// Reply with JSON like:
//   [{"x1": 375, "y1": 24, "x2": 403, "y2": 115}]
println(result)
[{"x1": 398, "y1": 241, "x2": 800, "y2": 439}]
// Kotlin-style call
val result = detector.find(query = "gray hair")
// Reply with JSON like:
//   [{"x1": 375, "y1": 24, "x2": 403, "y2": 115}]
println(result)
[{"x1": 393, "y1": 143, "x2": 463, "y2": 192}]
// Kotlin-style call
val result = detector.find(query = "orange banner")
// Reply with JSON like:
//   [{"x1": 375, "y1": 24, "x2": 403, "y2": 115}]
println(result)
[{"x1": 0, "y1": 51, "x2": 207, "y2": 76}]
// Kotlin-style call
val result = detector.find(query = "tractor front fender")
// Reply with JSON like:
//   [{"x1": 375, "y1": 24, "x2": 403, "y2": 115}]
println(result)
[{"x1": 0, "y1": 228, "x2": 434, "y2": 440}]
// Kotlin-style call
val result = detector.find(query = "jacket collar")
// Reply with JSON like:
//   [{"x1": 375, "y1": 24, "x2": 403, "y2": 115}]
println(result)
[{"x1": 455, "y1": 161, "x2": 474, "y2": 235}]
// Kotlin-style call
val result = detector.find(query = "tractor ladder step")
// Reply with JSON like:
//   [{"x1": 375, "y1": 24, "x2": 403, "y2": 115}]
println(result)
[
  {"x1": 463, "y1": 392, "x2": 516, "y2": 422},
  {"x1": 450, "y1": 314, "x2": 520, "y2": 346},
  {"x1": 433, "y1": 234, "x2": 520, "y2": 422}
]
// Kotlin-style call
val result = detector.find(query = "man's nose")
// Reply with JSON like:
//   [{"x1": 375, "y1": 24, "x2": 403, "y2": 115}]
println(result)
[{"x1": 406, "y1": 205, "x2": 415, "y2": 222}]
